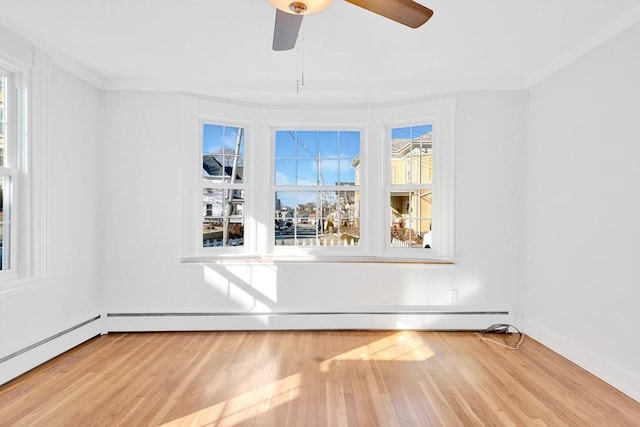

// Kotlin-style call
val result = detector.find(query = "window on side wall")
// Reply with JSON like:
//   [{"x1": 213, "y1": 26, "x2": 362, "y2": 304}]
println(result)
[
  {"x1": 388, "y1": 124, "x2": 433, "y2": 250},
  {"x1": 273, "y1": 130, "x2": 361, "y2": 250},
  {"x1": 201, "y1": 123, "x2": 246, "y2": 249},
  {"x1": 0, "y1": 69, "x2": 16, "y2": 273}
]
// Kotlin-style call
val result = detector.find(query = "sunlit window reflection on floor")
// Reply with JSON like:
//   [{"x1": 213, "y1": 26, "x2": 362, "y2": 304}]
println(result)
[
  {"x1": 319, "y1": 331, "x2": 435, "y2": 373},
  {"x1": 161, "y1": 373, "x2": 301, "y2": 427},
  {"x1": 159, "y1": 332, "x2": 435, "y2": 426}
]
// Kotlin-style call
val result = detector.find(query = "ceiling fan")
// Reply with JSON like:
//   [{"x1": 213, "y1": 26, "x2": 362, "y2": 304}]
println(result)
[{"x1": 269, "y1": 0, "x2": 434, "y2": 51}]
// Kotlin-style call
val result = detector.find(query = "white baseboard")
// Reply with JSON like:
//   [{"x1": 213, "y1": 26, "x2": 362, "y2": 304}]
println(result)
[
  {"x1": 0, "y1": 316, "x2": 103, "y2": 386},
  {"x1": 523, "y1": 317, "x2": 640, "y2": 403},
  {"x1": 105, "y1": 310, "x2": 512, "y2": 332},
  {"x1": 0, "y1": 310, "x2": 512, "y2": 387}
]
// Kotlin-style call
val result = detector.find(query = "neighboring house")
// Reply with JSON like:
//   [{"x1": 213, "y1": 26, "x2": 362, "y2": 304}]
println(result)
[
  {"x1": 390, "y1": 132, "x2": 433, "y2": 244},
  {"x1": 202, "y1": 154, "x2": 244, "y2": 221},
  {"x1": 352, "y1": 132, "x2": 432, "y2": 246}
]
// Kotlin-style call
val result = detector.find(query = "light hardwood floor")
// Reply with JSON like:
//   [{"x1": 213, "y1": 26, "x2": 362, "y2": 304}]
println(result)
[{"x1": 0, "y1": 331, "x2": 638, "y2": 426}]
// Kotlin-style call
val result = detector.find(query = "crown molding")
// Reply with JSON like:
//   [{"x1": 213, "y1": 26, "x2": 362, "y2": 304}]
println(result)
[
  {"x1": 0, "y1": 20, "x2": 106, "y2": 89},
  {"x1": 4, "y1": 5, "x2": 640, "y2": 100},
  {"x1": 48, "y1": 52, "x2": 106, "y2": 90},
  {"x1": 102, "y1": 77, "x2": 527, "y2": 105},
  {"x1": 525, "y1": 4, "x2": 640, "y2": 88}
]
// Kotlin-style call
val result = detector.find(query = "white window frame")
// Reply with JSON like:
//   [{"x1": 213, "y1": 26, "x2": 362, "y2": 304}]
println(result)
[
  {"x1": 380, "y1": 99, "x2": 456, "y2": 260},
  {"x1": 0, "y1": 48, "x2": 48, "y2": 286},
  {"x1": 182, "y1": 97, "x2": 455, "y2": 263},
  {"x1": 270, "y1": 126, "x2": 366, "y2": 258},
  {"x1": 0, "y1": 67, "x2": 19, "y2": 276},
  {"x1": 386, "y1": 121, "x2": 436, "y2": 253},
  {"x1": 181, "y1": 97, "x2": 259, "y2": 259},
  {"x1": 198, "y1": 119, "x2": 254, "y2": 256},
  {"x1": 200, "y1": 120, "x2": 249, "y2": 251}
]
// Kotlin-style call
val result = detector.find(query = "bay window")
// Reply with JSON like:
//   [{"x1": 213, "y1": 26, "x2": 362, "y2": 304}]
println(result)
[{"x1": 187, "y1": 98, "x2": 455, "y2": 262}]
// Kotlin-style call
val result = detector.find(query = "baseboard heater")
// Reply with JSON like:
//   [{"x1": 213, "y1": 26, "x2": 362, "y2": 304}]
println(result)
[
  {"x1": 0, "y1": 316, "x2": 101, "y2": 365},
  {"x1": 106, "y1": 310, "x2": 511, "y2": 332},
  {"x1": 107, "y1": 310, "x2": 509, "y2": 317}
]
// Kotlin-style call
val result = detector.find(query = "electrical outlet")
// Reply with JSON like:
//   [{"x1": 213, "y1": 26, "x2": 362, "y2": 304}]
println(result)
[{"x1": 449, "y1": 289, "x2": 458, "y2": 303}]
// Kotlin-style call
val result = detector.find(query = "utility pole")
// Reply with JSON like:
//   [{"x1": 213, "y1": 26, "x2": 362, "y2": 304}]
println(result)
[{"x1": 223, "y1": 128, "x2": 243, "y2": 245}]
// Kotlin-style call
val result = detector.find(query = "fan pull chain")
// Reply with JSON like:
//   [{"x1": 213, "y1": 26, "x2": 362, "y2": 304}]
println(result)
[
  {"x1": 301, "y1": 23, "x2": 305, "y2": 87},
  {"x1": 296, "y1": 14, "x2": 305, "y2": 93}
]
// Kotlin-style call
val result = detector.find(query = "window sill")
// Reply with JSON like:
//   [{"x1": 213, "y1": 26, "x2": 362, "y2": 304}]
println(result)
[{"x1": 180, "y1": 255, "x2": 456, "y2": 265}]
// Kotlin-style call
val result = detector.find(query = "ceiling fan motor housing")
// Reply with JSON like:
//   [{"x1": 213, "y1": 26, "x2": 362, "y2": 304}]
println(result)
[
  {"x1": 290, "y1": 2, "x2": 307, "y2": 14},
  {"x1": 269, "y1": 0, "x2": 334, "y2": 15}
]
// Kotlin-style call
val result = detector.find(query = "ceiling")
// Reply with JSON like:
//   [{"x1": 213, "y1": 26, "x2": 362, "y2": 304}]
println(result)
[{"x1": 1, "y1": 0, "x2": 639, "y2": 103}]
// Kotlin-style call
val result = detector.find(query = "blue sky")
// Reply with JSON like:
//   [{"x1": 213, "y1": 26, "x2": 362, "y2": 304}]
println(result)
[
  {"x1": 391, "y1": 124, "x2": 432, "y2": 140},
  {"x1": 275, "y1": 130, "x2": 360, "y2": 186},
  {"x1": 203, "y1": 124, "x2": 432, "y2": 212},
  {"x1": 202, "y1": 124, "x2": 244, "y2": 156}
]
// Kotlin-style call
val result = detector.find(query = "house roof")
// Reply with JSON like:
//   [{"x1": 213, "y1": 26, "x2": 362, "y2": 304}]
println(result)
[
  {"x1": 203, "y1": 154, "x2": 243, "y2": 181},
  {"x1": 392, "y1": 131, "x2": 432, "y2": 156}
]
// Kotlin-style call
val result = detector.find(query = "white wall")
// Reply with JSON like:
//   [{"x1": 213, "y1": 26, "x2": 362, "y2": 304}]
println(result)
[
  {"x1": 1, "y1": 15, "x2": 637, "y2": 402},
  {"x1": 99, "y1": 90, "x2": 526, "y2": 330},
  {"x1": 0, "y1": 56, "x2": 102, "y2": 383},
  {"x1": 524, "y1": 22, "x2": 640, "y2": 401}
]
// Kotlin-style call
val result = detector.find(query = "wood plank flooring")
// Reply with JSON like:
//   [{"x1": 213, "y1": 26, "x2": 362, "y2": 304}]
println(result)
[{"x1": 0, "y1": 331, "x2": 638, "y2": 426}]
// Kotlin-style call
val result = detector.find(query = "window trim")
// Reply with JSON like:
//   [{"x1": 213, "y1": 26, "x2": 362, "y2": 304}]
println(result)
[
  {"x1": 0, "y1": 48, "x2": 49, "y2": 287},
  {"x1": 0, "y1": 68, "x2": 19, "y2": 277},
  {"x1": 197, "y1": 118, "x2": 255, "y2": 257},
  {"x1": 181, "y1": 97, "x2": 456, "y2": 264},
  {"x1": 379, "y1": 99, "x2": 456, "y2": 260},
  {"x1": 200, "y1": 121, "x2": 249, "y2": 251},
  {"x1": 270, "y1": 126, "x2": 367, "y2": 257},
  {"x1": 384, "y1": 120, "x2": 438, "y2": 258}
]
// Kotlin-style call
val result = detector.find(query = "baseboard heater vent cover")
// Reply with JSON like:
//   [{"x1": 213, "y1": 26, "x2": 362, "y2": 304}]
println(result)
[{"x1": 0, "y1": 316, "x2": 100, "y2": 364}]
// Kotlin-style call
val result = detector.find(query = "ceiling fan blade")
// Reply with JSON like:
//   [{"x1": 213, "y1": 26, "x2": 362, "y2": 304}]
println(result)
[
  {"x1": 344, "y1": 0, "x2": 433, "y2": 29},
  {"x1": 273, "y1": 9, "x2": 303, "y2": 51}
]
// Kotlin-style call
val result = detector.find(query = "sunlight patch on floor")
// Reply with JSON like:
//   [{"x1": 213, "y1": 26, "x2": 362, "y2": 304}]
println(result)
[
  {"x1": 160, "y1": 372, "x2": 301, "y2": 427},
  {"x1": 319, "y1": 331, "x2": 435, "y2": 373}
]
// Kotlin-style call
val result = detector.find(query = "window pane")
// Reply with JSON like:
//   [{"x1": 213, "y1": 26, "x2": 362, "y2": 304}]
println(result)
[
  {"x1": 296, "y1": 159, "x2": 318, "y2": 185},
  {"x1": 390, "y1": 190, "x2": 432, "y2": 249},
  {"x1": 336, "y1": 190, "x2": 359, "y2": 246},
  {"x1": 203, "y1": 124, "x2": 223, "y2": 155},
  {"x1": 0, "y1": 74, "x2": 9, "y2": 269},
  {"x1": 339, "y1": 158, "x2": 356, "y2": 183},
  {"x1": 275, "y1": 130, "x2": 361, "y2": 188},
  {"x1": 202, "y1": 187, "x2": 245, "y2": 248},
  {"x1": 0, "y1": 123, "x2": 5, "y2": 167},
  {"x1": 320, "y1": 159, "x2": 339, "y2": 185},
  {"x1": 203, "y1": 124, "x2": 244, "y2": 183},
  {"x1": 274, "y1": 130, "x2": 360, "y2": 249},
  {"x1": 202, "y1": 123, "x2": 245, "y2": 249},
  {"x1": 318, "y1": 131, "x2": 338, "y2": 158},
  {"x1": 0, "y1": 73, "x2": 5, "y2": 167},
  {"x1": 275, "y1": 159, "x2": 296, "y2": 185},
  {"x1": 339, "y1": 131, "x2": 360, "y2": 160},
  {"x1": 275, "y1": 130, "x2": 296, "y2": 158},
  {"x1": 391, "y1": 124, "x2": 433, "y2": 185},
  {"x1": 275, "y1": 190, "x2": 360, "y2": 247},
  {"x1": 0, "y1": 176, "x2": 9, "y2": 269},
  {"x1": 275, "y1": 191, "x2": 297, "y2": 246},
  {"x1": 413, "y1": 153, "x2": 433, "y2": 185},
  {"x1": 296, "y1": 131, "x2": 318, "y2": 159}
]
